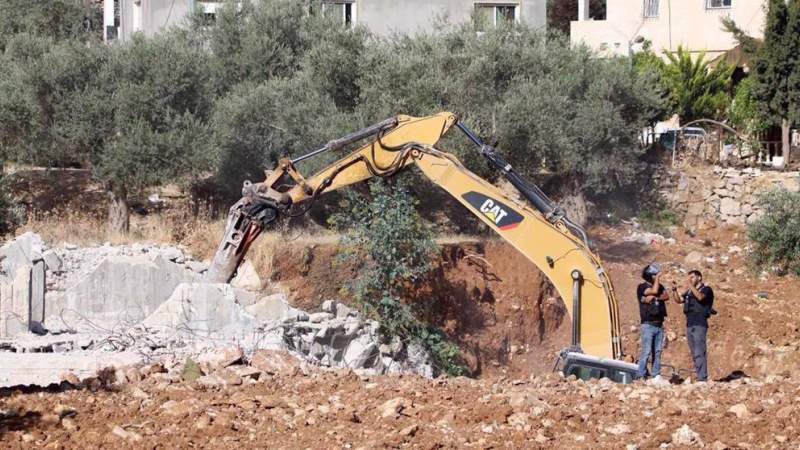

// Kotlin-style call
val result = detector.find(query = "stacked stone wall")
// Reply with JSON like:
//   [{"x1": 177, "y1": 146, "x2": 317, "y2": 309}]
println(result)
[{"x1": 658, "y1": 166, "x2": 800, "y2": 228}]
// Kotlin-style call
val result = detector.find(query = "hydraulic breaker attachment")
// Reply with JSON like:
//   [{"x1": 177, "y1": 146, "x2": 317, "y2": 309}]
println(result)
[{"x1": 204, "y1": 183, "x2": 282, "y2": 283}]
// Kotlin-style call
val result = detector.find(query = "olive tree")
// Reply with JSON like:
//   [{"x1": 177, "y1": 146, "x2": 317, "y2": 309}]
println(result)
[
  {"x1": 356, "y1": 27, "x2": 665, "y2": 197},
  {"x1": 89, "y1": 33, "x2": 216, "y2": 233}
]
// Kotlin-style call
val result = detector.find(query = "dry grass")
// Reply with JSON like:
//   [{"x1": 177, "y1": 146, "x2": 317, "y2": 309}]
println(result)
[
  {"x1": 18, "y1": 211, "x2": 177, "y2": 247},
  {"x1": 15, "y1": 209, "x2": 487, "y2": 279},
  {"x1": 16, "y1": 210, "x2": 340, "y2": 276}
]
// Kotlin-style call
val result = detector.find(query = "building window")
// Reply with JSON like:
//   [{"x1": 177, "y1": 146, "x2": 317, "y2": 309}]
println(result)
[
  {"x1": 474, "y1": 4, "x2": 518, "y2": 31},
  {"x1": 706, "y1": 0, "x2": 732, "y2": 9},
  {"x1": 321, "y1": 1, "x2": 355, "y2": 27},
  {"x1": 643, "y1": 0, "x2": 659, "y2": 18},
  {"x1": 198, "y1": 1, "x2": 223, "y2": 24}
]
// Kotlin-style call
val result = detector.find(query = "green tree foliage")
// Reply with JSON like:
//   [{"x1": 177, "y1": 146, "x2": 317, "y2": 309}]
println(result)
[
  {"x1": 659, "y1": 46, "x2": 734, "y2": 122},
  {"x1": 194, "y1": 1, "x2": 371, "y2": 199},
  {"x1": 747, "y1": 189, "x2": 800, "y2": 275},
  {"x1": 0, "y1": 29, "x2": 216, "y2": 233},
  {"x1": 211, "y1": 78, "x2": 345, "y2": 200},
  {"x1": 724, "y1": 0, "x2": 800, "y2": 164},
  {"x1": 729, "y1": 77, "x2": 769, "y2": 154},
  {"x1": 90, "y1": 33, "x2": 217, "y2": 232},
  {"x1": 357, "y1": 28, "x2": 665, "y2": 194},
  {"x1": 0, "y1": 34, "x2": 106, "y2": 165},
  {"x1": 330, "y1": 181, "x2": 467, "y2": 376},
  {"x1": 0, "y1": 0, "x2": 98, "y2": 51}
]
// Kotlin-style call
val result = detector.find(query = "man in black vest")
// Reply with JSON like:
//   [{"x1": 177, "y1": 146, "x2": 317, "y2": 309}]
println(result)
[
  {"x1": 675, "y1": 269, "x2": 715, "y2": 382},
  {"x1": 636, "y1": 263, "x2": 669, "y2": 379}
]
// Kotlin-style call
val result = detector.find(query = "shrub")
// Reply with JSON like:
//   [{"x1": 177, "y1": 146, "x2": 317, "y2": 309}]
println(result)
[
  {"x1": 639, "y1": 201, "x2": 683, "y2": 237},
  {"x1": 330, "y1": 181, "x2": 468, "y2": 376},
  {"x1": 747, "y1": 189, "x2": 800, "y2": 275}
]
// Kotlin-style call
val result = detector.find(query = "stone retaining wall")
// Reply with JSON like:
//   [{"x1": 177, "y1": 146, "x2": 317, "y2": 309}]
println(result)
[{"x1": 658, "y1": 166, "x2": 800, "y2": 228}]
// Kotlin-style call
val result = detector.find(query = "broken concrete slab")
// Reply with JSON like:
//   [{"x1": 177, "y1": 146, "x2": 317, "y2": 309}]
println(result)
[
  {"x1": 185, "y1": 260, "x2": 208, "y2": 274},
  {"x1": 142, "y1": 283, "x2": 255, "y2": 335},
  {"x1": 342, "y1": 334, "x2": 378, "y2": 369},
  {"x1": 0, "y1": 351, "x2": 143, "y2": 388},
  {"x1": 196, "y1": 346, "x2": 244, "y2": 369},
  {"x1": 30, "y1": 260, "x2": 45, "y2": 328},
  {"x1": 245, "y1": 293, "x2": 304, "y2": 322},
  {"x1": 335, "y1": 302, "x2": 357, "y2": 319},
  {"x1": 231, "y1": 260, "x2": 262, "y2": 292},
  {"x1": 0, "y1": 267, "x2": 32, "y2": 337},
  {"x1": 42, "y1": 250, "x2": 63, "y2": 273},
  {"x1": 0, "y1": 232, "x2": 44, "y2": 279},
  {"x1": 56, "y1": 255, "x2": 199, "y2": 329}
]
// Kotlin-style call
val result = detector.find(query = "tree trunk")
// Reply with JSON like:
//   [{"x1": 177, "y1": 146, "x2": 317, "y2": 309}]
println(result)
[
  {"x1": 108, "y1": 187, "x2": 130, "y2": 235},
  {"x1": 782, "y1": 118, "x2": 791, "y2": 167}
]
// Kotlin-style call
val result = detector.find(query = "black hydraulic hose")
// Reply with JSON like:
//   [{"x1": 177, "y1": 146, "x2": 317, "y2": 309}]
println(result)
[{"x1": 455, "y1": 122, "x2": 557, "y2": 218}]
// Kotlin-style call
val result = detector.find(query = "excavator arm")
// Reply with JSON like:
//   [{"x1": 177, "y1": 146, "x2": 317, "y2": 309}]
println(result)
[{"x1": 206, "y1": 112, "x2": 627, "y2": 366}]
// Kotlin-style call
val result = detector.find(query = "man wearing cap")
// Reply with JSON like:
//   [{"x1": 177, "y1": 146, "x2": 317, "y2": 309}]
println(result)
[{"x1": 637, "y1": 264, "x2": 669, "y2": 379}]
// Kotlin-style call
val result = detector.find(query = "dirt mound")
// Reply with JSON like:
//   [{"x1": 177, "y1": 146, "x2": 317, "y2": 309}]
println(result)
[{"x1": 268, "y1": 240, "x2": 568, "y2": 377}]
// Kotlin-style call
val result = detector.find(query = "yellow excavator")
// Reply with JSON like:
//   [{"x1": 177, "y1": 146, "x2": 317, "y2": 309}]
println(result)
[{"x1": 206, "y1": 112, "x2": 638, "y2": 383}]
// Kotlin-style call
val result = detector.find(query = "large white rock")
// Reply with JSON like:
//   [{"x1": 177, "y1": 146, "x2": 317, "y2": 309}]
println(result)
[
  {"x1": 143, "y1": 283, "x2": 255, "y2": 335},
  {"x1": 231, "y1": 260, "x2": 262, "y2": 292},
  {"x1": 342, "y1": 334, "x2": 377, "y2": 369},
  {"x1": 58, "y1": 255, "x2": 199, "y2": 328},
  {"x1": 245, "y1": 293, "x2": 303, "y2": 322}
]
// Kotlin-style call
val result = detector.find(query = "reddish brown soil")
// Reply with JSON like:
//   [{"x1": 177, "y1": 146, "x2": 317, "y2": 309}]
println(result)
[{"x1": 1, "y1": 366, "x2": 796, "y2": 449}]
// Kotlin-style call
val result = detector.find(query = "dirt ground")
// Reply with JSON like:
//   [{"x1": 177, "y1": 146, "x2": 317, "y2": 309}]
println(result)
[
  {"x1": 2, "y1": 221, "x2": 800, "y2": 448},
  {"x1": 0, "y1": 358, "x2": 796, "y2": 449}
]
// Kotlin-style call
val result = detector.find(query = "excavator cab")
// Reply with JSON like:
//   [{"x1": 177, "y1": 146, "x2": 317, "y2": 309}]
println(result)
[{"x1": 558, "y1": 351, "x2": 639, "y2": 384}]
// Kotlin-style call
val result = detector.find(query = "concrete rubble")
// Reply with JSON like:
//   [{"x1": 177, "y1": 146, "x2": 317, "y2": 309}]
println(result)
[
  {"x1": 0, "y1": 232, "x2": 46, "y2": 337},
  {"x1": 0, "y1": 233, "x2": 434, "y2": 388}
]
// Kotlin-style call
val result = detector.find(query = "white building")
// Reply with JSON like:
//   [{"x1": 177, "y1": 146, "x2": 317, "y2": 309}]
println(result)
[{"x1": 104, "y1": 0, "x2": 547, "y2": 42}]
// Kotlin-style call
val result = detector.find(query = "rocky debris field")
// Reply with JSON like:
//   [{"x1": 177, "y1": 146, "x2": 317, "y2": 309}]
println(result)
[
  {"x1": 0, "y1": 233, "x2": 435, "y2": 388},
  {"x1": 1, "y1": 356, "x2": 797, "y2": 449}
]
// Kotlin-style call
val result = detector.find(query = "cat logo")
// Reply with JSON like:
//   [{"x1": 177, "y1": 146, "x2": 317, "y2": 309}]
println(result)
[{"x1": 462, "y1": 191, "x2": 524, "y2": 231}]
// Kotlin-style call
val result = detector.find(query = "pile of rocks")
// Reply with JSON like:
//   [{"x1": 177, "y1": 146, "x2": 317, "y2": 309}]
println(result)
[{"x1": 0, "y1": 233, "x2": 434, "y2": 387}]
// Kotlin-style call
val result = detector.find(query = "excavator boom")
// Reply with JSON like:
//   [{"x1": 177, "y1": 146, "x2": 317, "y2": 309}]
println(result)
[{"x1": 206, "y1": 112, "x2": 635, "y2": 381}]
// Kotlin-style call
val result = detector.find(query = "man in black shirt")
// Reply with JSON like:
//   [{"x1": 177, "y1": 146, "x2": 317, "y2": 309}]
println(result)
[
  {"x1": 675, "y1": 269, "x2": 715, "y2": 382},
  {"x1": 636, "y1": 264, "x2": 670, "y2": 379}
]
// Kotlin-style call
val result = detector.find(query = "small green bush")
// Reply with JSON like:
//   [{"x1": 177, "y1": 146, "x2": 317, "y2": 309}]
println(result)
[
  {"x1": 637, "y1": 194, "x2": 683, "y2": 237},
  {"x1": 182, "y1": 357, "x2": 201, "y2": 382},
  {"x1": 640, "y1": 207, "x2": 682, "y2": 237},
  {"x1": 331, "y1": 181, "x2": 468, "y2": 376},
  {"x1": 747, "y1": 189, "x2": 800, "y2": 275}
]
